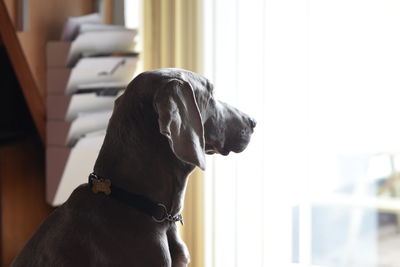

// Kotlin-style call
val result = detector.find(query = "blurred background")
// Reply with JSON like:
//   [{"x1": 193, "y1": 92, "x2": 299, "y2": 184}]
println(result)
[{"x1": 1, "y1": 0, "x2": 400, "y2": 266}]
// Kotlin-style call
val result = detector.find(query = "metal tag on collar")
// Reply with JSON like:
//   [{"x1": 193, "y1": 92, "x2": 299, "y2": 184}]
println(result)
[
  {"x1": 152, "y1": 203, "x2": 184, "y2": 225},
  {"x1": 89, "y1": 173, "x2": 112, "y2": 196}
]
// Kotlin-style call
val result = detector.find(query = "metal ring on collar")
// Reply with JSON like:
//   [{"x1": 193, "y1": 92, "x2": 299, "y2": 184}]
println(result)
[{"x1": 152, "y1": 203, "x2": 184, "y2": 225}]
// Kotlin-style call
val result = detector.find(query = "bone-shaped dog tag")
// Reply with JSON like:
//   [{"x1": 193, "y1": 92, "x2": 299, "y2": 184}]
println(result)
[{"x1": 91, "y1": 178, "x2": 112, "y2": 195}]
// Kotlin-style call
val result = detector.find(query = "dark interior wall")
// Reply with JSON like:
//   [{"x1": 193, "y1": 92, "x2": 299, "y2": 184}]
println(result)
[
  {"x1": 0, "y1": 1, "x2": 107, "y2": 265},
  {"x1": 0, "y1": 44, "x2": 35, "y2": 142},
  {"x1": 0, "y1": 44, "x2": 53, "y2": 267},
  {"x1": 0, "y1": 139, "x2": 53, "y2": 267}
]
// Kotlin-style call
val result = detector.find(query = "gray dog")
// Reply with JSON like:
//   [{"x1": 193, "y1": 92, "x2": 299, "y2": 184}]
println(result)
[{"x1": 12, "y1": 68, "x2": 256, "y2": 267}]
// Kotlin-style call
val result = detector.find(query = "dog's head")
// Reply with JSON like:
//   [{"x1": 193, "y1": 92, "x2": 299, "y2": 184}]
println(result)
[{"x1": 150, "y1": 69, "x2": 256, "y2": 170}]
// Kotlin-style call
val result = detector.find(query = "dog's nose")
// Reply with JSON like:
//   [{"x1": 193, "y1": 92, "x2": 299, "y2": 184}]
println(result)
[{"x1": 249, "y1": 118, "x2": 257, "y2": 129}]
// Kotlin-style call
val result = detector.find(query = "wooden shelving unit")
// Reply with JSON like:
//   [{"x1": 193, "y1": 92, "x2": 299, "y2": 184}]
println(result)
[
  {"x1": 0, "y1": 1, "x2": 102, "y2": 265},
  {"x1": 0, "y1": 1, "x2": 45, "y2": 142}
]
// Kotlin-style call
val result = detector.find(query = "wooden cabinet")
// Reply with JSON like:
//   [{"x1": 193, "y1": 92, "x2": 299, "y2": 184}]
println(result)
[{"x1": 0, "y1": 1, "x2": 101, "y2": 265}]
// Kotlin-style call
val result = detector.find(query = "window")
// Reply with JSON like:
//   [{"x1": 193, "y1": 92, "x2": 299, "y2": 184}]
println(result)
[{"x1": 203, "y1": 1, "x2": 400, "y2": 266}]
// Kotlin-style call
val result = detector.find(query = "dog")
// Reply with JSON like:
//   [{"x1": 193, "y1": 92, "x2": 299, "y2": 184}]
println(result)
[{"x1": 12, "y1": 68, "x2": 256, "y2": 267}]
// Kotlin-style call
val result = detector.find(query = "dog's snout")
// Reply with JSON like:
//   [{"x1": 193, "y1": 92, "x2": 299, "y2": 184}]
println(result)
[{"x1": 249, "y1": 118, "x2": 257, "y2": 129}]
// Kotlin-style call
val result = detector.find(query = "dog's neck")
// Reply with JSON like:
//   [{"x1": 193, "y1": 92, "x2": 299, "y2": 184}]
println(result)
[{"x1": 93, "y1": 101, "x2": 195, "y2": 216}]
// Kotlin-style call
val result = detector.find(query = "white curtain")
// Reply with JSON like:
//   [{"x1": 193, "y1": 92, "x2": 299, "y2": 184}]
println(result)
[{"x1": 202, "y1": 0, "x2": 400, "y2": 266}]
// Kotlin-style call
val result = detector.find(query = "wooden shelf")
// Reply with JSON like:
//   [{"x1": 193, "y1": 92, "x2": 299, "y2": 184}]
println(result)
[{"x1": 0, "y1": 1, "x2": 45, "y2": 143}]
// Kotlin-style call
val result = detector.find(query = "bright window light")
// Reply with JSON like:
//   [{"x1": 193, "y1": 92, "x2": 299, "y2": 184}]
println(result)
[
  {"x1": 203, "y1": 1, "x2": 400, "y2": 266},
  {"x1": 124, "y1": 0, "x2": 140, "y2": 29}
]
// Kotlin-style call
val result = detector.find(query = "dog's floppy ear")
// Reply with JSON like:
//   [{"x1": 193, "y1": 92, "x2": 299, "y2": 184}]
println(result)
[{"x1": 154, "y1": 79, "x2": 206, "y2": 170}]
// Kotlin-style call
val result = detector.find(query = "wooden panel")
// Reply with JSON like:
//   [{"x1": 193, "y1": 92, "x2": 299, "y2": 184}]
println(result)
[
  {"x1": 0, "y1": 1, "x2": 46, "y2": 143},
  {"x1": 0, "y1": 138, "x2": 53, "y2": 267},
  {"x1": 46, "y1": 121, "x2": 71, "y2": 146},
  {"x1": 3, "y1": 0, "x2": 16, "y2": 25},
  {"x1": 4, "y1": 0, "x2": 94, "y2": 97},
  {"x1": 46, "y1": 146, "x2": 71, "y2": 204},
  {"x1": 46, "y1": 42, "x2": 71, "y2": 68},
  {"x1": 103, "y1": 0, "x2": 114, "y2": 24},
  {"x1": 46, "y1": 68, "x2": 71, "y2": 95},
  {"x1": 0, "y1": 0, "x2": 95, "y2": 143}
]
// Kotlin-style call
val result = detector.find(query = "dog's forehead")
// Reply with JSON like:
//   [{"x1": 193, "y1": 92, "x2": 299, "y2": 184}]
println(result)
[
  {"x1": 152, "y1": 68, "x2": 214, "y2": 111},
  {"x1": 127, "y1": 69, "x2": 215, "y2": 119},
  {"x1": 160, "y1": 68, "x2": 213, "y2": 95},
  {"x1": 184, "y1": 73, "x2": 213, "y2": 98},
  {"x1": 157, "y1": 68, "x2": 211, "y2": 87},
  {"x1": 179, "y1": 71, "x2": 214, "y2": 117},
  {"x1": 184, "y1": 71, "x2": 212, "y2": 92}
]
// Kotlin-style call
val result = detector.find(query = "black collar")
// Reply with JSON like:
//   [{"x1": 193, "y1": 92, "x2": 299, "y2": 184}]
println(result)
[{"x1": 88, "y1": 173, "x2": 183, "y2": 225}]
